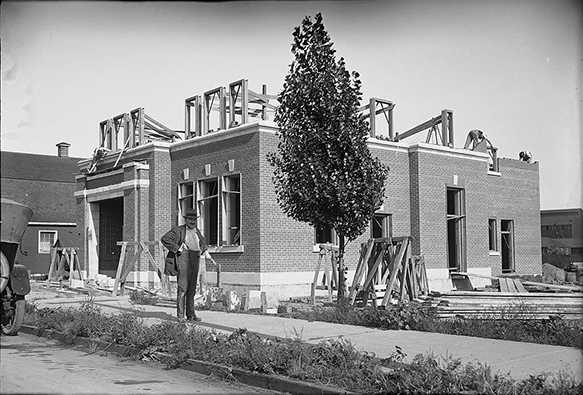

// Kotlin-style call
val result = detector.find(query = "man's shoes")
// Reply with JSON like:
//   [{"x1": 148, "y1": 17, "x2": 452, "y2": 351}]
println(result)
[{"x1": 187, "y1": 315, "x2": 202, "y2": 322}]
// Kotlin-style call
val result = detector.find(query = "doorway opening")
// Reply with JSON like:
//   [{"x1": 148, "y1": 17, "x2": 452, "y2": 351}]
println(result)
[
  {"x1": 501, "y1": 219, "x2": 515, "y2": 273},
  {"x1": 98, "y1": 197, "x2": 124, "y2": 277},
  {"x1": 446, "y1": 187, "x2": 466, "y2": 272}
]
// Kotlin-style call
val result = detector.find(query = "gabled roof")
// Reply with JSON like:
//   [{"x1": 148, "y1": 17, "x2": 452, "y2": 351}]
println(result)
[{"x1": 1, "y1": 151, "x2": 86, "y2": 183}]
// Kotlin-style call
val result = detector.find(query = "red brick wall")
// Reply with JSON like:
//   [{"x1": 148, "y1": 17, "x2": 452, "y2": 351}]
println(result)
[
  {"x1": 488, "y1": 158, "x2": 541, "y2": 275},
  {"x1": 258, "y1": 127, "x2": 315, "y2": 272},
  {"x1": 73, "y1": 125, "x2": 543, "y2": 289},
  {"x1": 407, "y1": 144, "x2": 541, "y2": 275}
]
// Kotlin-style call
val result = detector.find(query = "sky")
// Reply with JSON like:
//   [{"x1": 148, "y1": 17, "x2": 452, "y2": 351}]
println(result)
[{"x1": 1, "y1": 0, "x2": 581, "y2": 210}]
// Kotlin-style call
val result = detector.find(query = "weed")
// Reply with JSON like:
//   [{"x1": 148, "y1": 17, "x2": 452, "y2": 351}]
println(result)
[
  {"x1": 23, "y1": 302, "x2": 582, "y2": 394},
  {"x1": 129, "y1": 290, "x2": 159, "y2": 306},
  {"x1": 285, "y1": 301, "x2": 583, "y2": 349}
]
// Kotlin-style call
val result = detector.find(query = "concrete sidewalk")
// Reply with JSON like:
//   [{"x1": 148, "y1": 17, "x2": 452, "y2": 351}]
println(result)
[{"x1": 30, "y1": 293, "x2": 582, "y2": 382}]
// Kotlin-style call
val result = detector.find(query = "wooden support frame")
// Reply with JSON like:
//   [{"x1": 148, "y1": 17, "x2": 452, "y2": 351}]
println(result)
[
  {"x1": 229, "y1": 79, "x2": 249, "y2": 127},
  {"x1": 397, "y1": 109, "x2": 454, "y2": 147},
  {"x1": 203, "y1": 86, "x2": 227, "y2": 134},
  {"x1": 310, "y1": 244, "x2": 339, "y2": 305},
  {"x1": 364, "y1": 98, "x2": 395, "y2": 139},
  {"x1": 185, "y1": 95, "x2": 202, "y2": 138},
  {"x1": 111, "y1": 241, "x2": 167, "y2": 297},
  {"x1": 346, "y1": 237, "x2": 429, "y2": 307},
  {"x1": 47, "y1": 247, "x2": 81, "y2": 284},
  {"x1": 129, "y1": 107, "x2": 145, "y2": 147},
  {"x1": 99, "y1": 119, "x2": 115, "y2": 150}
]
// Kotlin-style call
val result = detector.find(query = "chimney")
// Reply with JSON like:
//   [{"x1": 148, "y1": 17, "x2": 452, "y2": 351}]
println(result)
[{"x1": 56, "y1": 142, "x2": 71, "y2": 157}]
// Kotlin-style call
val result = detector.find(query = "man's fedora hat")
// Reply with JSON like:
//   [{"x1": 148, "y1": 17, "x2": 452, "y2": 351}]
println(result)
[{"x1": 183, "y1": 208, "x2": 199, "y2": 219}]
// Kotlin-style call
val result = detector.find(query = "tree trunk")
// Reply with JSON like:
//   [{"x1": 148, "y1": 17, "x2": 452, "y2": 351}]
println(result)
[{"x1": 337, "y1": 234, "x2": 346, "y2": 303}]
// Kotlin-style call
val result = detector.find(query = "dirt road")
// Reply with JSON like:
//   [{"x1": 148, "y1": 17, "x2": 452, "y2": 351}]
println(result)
[{"x1": 0, "y1": 332, "x2": 280, "y2": 395}]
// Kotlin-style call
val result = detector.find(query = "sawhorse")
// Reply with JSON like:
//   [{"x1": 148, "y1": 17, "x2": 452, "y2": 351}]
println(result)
[{"x1": 111, "y1": 241, "x2": 168, "y2": 296}]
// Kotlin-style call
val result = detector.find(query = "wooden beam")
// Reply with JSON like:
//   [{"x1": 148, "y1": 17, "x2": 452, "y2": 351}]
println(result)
[
  {"x1": 453, "y1": 272, "x2": 583, "y2": 291},
  {"x1": 398, "y1": 115, "x2": 441, "y2": 141},
  {"x1": 348, "y1": 239, "x2": 374, "y2": 304}
]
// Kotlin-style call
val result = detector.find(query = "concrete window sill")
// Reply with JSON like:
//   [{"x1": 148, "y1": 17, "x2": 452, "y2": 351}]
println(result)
[{"x1": 207, "y1": 245, "x2": 244, "y2": 253}]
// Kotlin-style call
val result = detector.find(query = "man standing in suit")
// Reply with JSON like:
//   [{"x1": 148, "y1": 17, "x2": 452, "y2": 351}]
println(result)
[{"x1": 161, "y1": 208, "x2": 208, "y2": 322}]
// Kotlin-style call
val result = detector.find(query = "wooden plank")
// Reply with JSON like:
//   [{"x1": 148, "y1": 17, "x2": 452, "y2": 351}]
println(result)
[
  {"x1": 47, "y1": 249, "x2": 59, "y2": 283},
  {"x1": 398, "y1": 252, "x2": 409, "y2": 301},
  {"x1": 506, "y1": 278, "x2": 519, "y2": 293},
  {"x1": 453, "y1": 272, "x2": 583, "y2": 292},
  {"x1": 409, "y1": 258, "x2": 418, "y2": 300},
  {"x1": 310, "y1": 253, "x2": 323, "y2": 305},
  {"x1": 430, "y1": 290, "x2": 583, "y2": 298},
  {"x1": 381, "y1": 239, "x2": 409, "y2": 306},
  {"x1": 331, "y1": 249, "x2": 338, "y2": 290},
  {"x1": 348, "y1": 240, "x2": 374, "y2": 304},
  {"x1": 323, "y1": 252, "x2": 332, "y2": 302},
  {"x1": 139, "y1": 241, "x2": 163, "y2": 279},
  {"x1": 361, "y1": 244, "x2": 387, "y2": 298},
  {"x1": 498, "y1": 278, "x2": 510, "y2": 292},
  {"x1": 513, "y1": 279, "x2": 528, "y2": 293},
  {"x1": 111, "y1": 242, "x2": 128, "y2": 296}
]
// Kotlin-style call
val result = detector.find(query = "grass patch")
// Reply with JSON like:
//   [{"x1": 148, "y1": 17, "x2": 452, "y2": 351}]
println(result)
[{"x1": 23, "y1": 300, "x2": 582, "y2": 394}]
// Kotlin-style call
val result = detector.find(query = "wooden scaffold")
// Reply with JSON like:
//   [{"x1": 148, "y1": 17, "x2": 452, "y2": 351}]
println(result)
[
  {"x1": 47, "y1": 246, "x2": 82, "y2": 285},
  {"x1": 348, "y1": 237, "x2": 429, "y2": 307},
  {"x1": 310, "y1": 244, "x2": 339, "y2": 304},
  {"x1": 111, "y1": 241, "x2": 170, "y2": 297}
]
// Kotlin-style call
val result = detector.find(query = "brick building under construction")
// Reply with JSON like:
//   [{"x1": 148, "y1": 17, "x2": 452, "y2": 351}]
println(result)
[{"x1": 74, "y1": 79, "x2": 541, "y2": 303}]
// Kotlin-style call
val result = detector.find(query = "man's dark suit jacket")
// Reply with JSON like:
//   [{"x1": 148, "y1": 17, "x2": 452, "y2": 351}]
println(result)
[{"x1": 161, "y1": 225, "x2": 208, "y2": 276}]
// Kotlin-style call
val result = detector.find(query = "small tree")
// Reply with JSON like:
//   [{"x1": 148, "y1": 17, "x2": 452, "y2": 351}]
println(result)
[{"x1": 268, "y1": 13, "x2": 389, "y2": 301}]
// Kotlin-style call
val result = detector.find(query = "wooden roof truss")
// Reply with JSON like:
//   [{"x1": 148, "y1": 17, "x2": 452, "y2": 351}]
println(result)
[
  {"x1": 359, "y1": 98, "x2": 395, "y2": 139},
  {"x1": 184, "y1": 79, "x2": 278, "y2": 138},
  {"x1": 99, "y1": 108, "x2": 180, "y2": 152},
  {"x1": 397, "y1": 109, "x2": 454, "y2": 147}
]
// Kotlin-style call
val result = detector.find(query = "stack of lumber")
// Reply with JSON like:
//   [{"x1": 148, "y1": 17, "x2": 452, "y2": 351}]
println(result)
[{"x1": 419, "y1": 290, "x2": 583, "y2": 319}]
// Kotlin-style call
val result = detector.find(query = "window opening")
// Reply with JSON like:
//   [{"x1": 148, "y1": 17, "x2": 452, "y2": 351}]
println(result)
[
  {"x1": 488, "y1": 218, "x2": 498, "y2": 252},
  {"x1": 501, "y1": 219, "x2": 515, "y2": 273},
  {"x1": 39, "y1": 230, "x2": 58, "y2": 254},
  {"x1": 315, "y1": 227, "x2": 336, "y2": 245},
  {"x1": 446, "y1": 188, "x2": 466, "y2": 271},
  {"x1": 371, "y1": 214, "x2": 393, "y2": 239},
  {"x1": 198, "y1": 178, "x2": 219, "y2": 245},
  {"x1": 178, "y1": 181, "x2": 194, "y2": 225},
  {"x1": 222, "y1": 174, "x2": 241, "y2": 245}
]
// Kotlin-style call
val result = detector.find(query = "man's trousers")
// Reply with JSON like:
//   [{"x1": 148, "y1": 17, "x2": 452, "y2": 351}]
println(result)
[{"x1": 176, "y1": 250, "x2": 200, "y2": 319}]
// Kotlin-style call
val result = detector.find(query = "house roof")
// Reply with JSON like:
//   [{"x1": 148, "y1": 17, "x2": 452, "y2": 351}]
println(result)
[{"x1": 1, "y1": 151, "x2": 86, "y2": 183}]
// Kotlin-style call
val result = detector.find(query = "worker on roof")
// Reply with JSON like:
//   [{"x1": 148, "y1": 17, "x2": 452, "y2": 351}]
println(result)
[
  {"x1": 463, "y1": 129, "x2": 492, "y2": 150},
  {"x1": 519, "y1": 150, "x2": 533, "y2": 163}
]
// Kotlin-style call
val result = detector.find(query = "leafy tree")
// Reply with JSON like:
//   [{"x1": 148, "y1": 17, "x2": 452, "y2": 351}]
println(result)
[{"x1": 268, "y1": 13, "x2": 389, "y2": 300}]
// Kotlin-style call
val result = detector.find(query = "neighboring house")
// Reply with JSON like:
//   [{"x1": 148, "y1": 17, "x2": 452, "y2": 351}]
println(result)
[
  {"x1": 1, "y1": 143, "x2": 85, "y2": 274},
  {"x1": 541, "y1": 208, "x2": 583, "y2": 269},
  {"x1": 74, "y1": 80, "x2": 542, "y2": 303}
]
